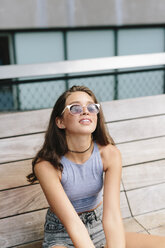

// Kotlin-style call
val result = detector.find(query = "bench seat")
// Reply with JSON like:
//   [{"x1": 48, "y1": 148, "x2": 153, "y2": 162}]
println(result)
[{"x1": 0, "y1": 94, "x2": 165, "y2": 247}]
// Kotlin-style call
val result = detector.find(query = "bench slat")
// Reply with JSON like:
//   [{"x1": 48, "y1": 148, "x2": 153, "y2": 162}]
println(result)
[
  {"x1": 1, "y1": 133, "x2": 165, "y2": 165},
  {"x1": 0, "y1": 93, "x2": 165, "y2": 247},
  {"x1": 15, "y1": 240, "x2": 42, "y2": 248},
  {"x1": 0, "y1": 184, "x2": 48, "y2": 218},
  {"x1": 118, "y1": 136, "x2": 165, "y2": 166},
  {"x1": 123, "y1": 218, "x2": 146, "y2": 233},
  {"x1": 127, "y1": 183, "x2": 165, "y2": 216},
  {"x1": 0, "y1": 133, "x2": 44, "y2": 164},
  {"x1": 0, "y1": 209, "x2": 46, "y2": 248},
  {"x1": 0, "y1": 194, "x2": 130, "y2": 247},
  {"x1": 135, "y1": 209, "x2": 165, "y2": 230},
  {"x1": 1, "y1": 159, "x2": 164, "y2": 193},
  {"x1": 122, "y1": 160, "x2": 165, "y2": 190},
  {"x1": 0, "y1": 160, "x2": 124, "y2": 192},
  {"x1": 0, "y1": 109, "x2": 51, "y2": 139},
  {"x1": 0, "y1": 187, "x2": 129, "y2": 220},
  {"x1": 0, "y1": 159, "x2": 32, "y2": 190},
  {"x1": 102, "y1": 94, "x2": 165, "y2": 123},
  {"x1": 108, "y1": 115, "x2": 165, "y2": 143},
  {"x1": 120, "y1": 192, "x2": 131, "y2": 218},
  {"x1": 0, "y1": 95, "x2": 165, "y2": 138},
  {"x1": 149, "y1": 226, "x2": 165, "y2": 236}
]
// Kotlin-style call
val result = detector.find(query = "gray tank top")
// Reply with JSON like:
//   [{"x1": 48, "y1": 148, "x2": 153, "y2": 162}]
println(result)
[{"x1": 61, "y1": 142, "x2": 104, "y2": 213}]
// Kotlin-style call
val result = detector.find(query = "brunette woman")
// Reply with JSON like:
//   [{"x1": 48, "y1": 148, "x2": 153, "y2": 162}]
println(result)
[{"x1": 27, "y1": 85, "x2": 165, "y2": 248}]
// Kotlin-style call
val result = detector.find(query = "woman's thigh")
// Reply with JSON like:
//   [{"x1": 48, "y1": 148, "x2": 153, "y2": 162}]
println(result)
[{"x1": 125, "y1": 232, "x2": 165, "y2": 248}]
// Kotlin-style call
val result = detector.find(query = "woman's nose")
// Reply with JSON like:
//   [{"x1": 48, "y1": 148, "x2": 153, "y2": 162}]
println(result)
[{"x1": 82, "y1": 106, "x2": 89, "y2": 115}]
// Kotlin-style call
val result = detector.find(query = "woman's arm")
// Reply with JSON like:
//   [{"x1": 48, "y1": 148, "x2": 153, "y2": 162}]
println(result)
[
  {"x1": 34, "y1": 161, "x2": 95, "y2": 248},
  {"x1": 101, "y1": 145, "x2": 125, "y2": 248}
]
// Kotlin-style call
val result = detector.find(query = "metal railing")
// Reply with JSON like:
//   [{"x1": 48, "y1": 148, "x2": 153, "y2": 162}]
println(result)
[{"x1": 0, "y1": 53, "x2": 165, "y2": 111}]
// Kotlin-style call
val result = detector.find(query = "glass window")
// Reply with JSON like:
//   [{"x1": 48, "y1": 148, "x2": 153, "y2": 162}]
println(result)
[
  {"x1": 118, "y1": 28, "x2": 164, "y2": 55},
  {"x1": 67, "y1": 30, "x2": 114, "y2": 59},
  {"x1": 0, "y1": 36, "x2": 10, "y2": 65},
  {"x1": 14, "y1": 32, "x2": 65, "y2": 110},
  {"x1": 15, "y1": 32, "x2": 64, "y2": 63},
  {"x1": 67, "y1": 30, "x2": 115, "y2": 101},
  {"x1": 117, "y1": 28, "x2": 164, "y2": 99},
  {"x1": 0, "y1": 35, "x2": 14, "y2": 111}
]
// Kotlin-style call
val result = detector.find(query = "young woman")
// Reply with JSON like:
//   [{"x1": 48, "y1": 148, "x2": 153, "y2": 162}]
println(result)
[{"x1": 27, "y1": 85, "x2": 165, "y2": 248}]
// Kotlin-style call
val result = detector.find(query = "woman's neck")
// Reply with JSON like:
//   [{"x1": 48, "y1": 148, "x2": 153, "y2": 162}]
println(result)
[
  {"x1": 65, "y1": 134, "x2": 93, "y2": 164},
  {"x1": 66, "y1": 134, "x2": 92, "y2": 150}
]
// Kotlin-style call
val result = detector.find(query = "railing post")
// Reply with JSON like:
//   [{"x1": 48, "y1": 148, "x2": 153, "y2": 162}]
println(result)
[
  {"x1": 114, "y1": 28, "x2": 118, "y2": 100},
  {"x1": 164, "y1": 28, "x2": 165, "y2": 93},
  {"x1": 12, "y1": 34, "x2": 20, "y2": 110},
  {"x1": 63, "y1": 31, "x2": 69, "y2": 90}
]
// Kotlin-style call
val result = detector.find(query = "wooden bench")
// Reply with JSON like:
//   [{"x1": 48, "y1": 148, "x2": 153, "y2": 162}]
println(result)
[{"x1": 0, "y1": 93, "x2": 165, "y2": 248}]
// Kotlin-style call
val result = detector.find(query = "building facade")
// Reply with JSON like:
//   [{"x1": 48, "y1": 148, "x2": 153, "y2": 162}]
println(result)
[{"x1": 0, "y1": 0, "x2": 165, "y2": 110}]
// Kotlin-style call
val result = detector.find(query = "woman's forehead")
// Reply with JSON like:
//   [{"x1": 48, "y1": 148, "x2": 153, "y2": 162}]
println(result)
[{"x1": 65, "y1": 91, "x2": 94, "y2": 105}]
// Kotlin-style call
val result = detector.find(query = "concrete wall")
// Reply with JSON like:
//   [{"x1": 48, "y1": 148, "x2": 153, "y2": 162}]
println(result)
[{"x1": 0, "y1": 0, "x2": 165, "y2": 29}]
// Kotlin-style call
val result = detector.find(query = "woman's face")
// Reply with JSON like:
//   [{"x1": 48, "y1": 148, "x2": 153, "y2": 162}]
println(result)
[{"x1": 57, "y1": 91, "x2": 98, "y2": 136}]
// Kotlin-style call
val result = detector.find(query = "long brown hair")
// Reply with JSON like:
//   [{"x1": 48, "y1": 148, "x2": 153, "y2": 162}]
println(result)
[{"x1": 27, "y1": 85, "x2": 115, "y2": 183}]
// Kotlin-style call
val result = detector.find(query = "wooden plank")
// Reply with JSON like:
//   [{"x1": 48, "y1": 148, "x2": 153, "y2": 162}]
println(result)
[
  {"x1": 0, "y1": 133, "x2": 44, "y2": 164},
  {"x1": 0, "y1": 108, "x2": 51, "y2": 138},
  {"x1": 107, "y1": 115, "x2": 165, "y2": 143},
  {"x1": 102, "y1": 94, "x2": 165, "y2": 123},
  {"x1": 120, "y1": 192, "x2": 131, "y2": 219},
  {"x1": 120, "y1": 182, "x2": 124, "y2": 191},
  {"x1": 16, "y1": 240, "x2": 42, "y2": 248},
  {"x1": 149, "y1": 226, "x2": 165, "y2": 236},
  {"x1": 0, "y1": 94, "x2": 165, "y2": 138},
  {"x1": 0, "y1": 209, "x2": 46, "y2": 248},
  {"x1": 0, "y1": 160, "x2": 126, "y2": 192},
  {"x1": 126, "y1": 183, "x2": 165, "y2": 216},
  {"x1": 118, "y1": 136, "x2": 165, "y2": 166},
  {"x1": 0, "y1": 196, "x2": 130, "y2": 247},
  {"x1": 123, "y1": 217, "x2": 146, "y2": 233},
  {"x1": 0, "y1": 184, "x2": 48, "y2": 218},
  {"x1": 0, "y1": 185, "x2": 129, "y2": 219},
  {"x1": 0, "y1": 159, "x2": 32, "y2": 190},
  {"x1": 135, "y1": 209, "x2": 165, "y2": 230},
  {"x1": 0, "y1": 160, "x2": 122, "y2": 195},
  {"x1": 138, "y1": 230, "x2": 149, "y2": 234},
  {"x1": 1, "y1": 134, "x2": 165, "y2": 165},
  {"x1": 122, "y1": 160, "x2": 165, "y2": 190}
]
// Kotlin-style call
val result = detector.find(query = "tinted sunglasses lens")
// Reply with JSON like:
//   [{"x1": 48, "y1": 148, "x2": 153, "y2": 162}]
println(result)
[
  {"x1": 87, "y1": 104, "x2": 99, "y2": 114},
  {"x1": 70, "y1": 105, "x2": 82, "y2": 114}
]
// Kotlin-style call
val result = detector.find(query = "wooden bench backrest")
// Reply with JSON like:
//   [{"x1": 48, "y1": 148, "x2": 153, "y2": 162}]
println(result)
[{"x1": 0, "y1": 94, "x2": 165, "y2": 247}]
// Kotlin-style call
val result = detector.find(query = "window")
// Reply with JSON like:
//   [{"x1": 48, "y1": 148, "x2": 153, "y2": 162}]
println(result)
[
  {"x1": 0, "y1": 35, "x2": 14, "y2": 111},
  {"x1": 0, "y1": 36, "x2": 10, "y2": 65}
]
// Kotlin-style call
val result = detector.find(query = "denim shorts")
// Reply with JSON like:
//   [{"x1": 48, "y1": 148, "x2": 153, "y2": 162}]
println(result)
[{"x1": 42, "y1": 204, "x2": 106, "y2": 248}]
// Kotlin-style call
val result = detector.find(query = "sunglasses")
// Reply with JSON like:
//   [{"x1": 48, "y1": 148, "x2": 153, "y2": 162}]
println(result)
[{"x1": 62, "y1": 103, "x2": 100, "y2": 115}]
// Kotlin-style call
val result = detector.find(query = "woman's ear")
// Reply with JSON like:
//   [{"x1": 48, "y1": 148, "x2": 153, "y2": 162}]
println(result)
[{"x1": 56, "y1": 117, "x2": 66, "y2": 129}]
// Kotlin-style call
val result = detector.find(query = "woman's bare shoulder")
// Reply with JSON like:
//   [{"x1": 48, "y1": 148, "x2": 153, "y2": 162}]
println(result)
[
  {"x1": 34, "y1": 160, "x2": 61, "y2": 181},
  {"x1": 98, "y1": 143, "x2": 121, "y2": 157},
  {"x1": 97, "y1": 143, "x2": 122, "y2": 171}
]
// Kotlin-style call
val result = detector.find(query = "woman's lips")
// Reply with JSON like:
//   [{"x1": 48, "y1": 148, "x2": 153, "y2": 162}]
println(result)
[{"x1": 79, "y1": 118, "x2": 92, "y2": 124}]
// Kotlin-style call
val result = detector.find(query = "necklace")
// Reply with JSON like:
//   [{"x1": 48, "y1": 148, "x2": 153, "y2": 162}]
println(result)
[{"x1": 68, "y1": 140, "x2": 93, "y2": 153}]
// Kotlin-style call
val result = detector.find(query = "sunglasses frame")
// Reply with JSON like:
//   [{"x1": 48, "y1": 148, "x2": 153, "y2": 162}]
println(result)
[{"x1": 62, "y1": 103, "x2": 100, "y2": 115}]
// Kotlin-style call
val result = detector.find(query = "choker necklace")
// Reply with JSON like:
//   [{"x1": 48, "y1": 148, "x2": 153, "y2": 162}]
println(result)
[{"x1": 68, "y1": 140, "x2": 93, "y2": 153}]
